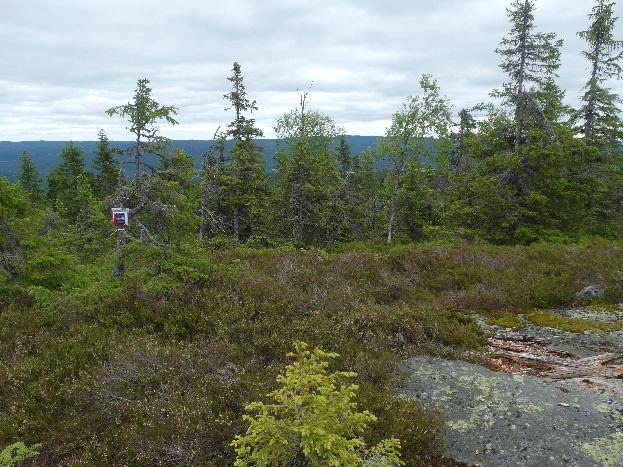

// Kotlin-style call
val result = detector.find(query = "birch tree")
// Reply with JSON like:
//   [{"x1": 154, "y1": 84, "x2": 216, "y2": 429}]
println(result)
[
  {"x1": 379, "y1": 75, "x2": 452, "y2": 244},
  {"x1": 274, "y1": 90, "x2": 343, "y2": 246}
]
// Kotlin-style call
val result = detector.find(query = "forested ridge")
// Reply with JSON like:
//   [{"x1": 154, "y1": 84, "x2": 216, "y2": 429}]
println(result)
[{"x1": 1, "y1": 0, "x2": 623, "y2": 465}]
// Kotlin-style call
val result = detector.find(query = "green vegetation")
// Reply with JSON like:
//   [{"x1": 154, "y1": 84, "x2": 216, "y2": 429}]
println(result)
[
  {"x1": 526, "y1": 310, "x2": 623, "y2": 333},
  {"x1": 485, "y1": 314, "x2": 525, "y2": 330},
  {"x1": 232, "y1": 341, "x2": 403, "y2": 466},
  {"x1": 2, "y1": 239, "x2": 622, "y2": 464},
  {"x1": 0, "y1": 442, "x2": 40, "y2": 467},
  {"x1": 1, "y1": 0, "x2": 622, "y2": 464}
]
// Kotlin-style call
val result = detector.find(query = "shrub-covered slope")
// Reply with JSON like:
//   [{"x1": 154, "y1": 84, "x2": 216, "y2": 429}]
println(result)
[{"x1": 1, "y1": 242, "x2": 622, "y2": 465}]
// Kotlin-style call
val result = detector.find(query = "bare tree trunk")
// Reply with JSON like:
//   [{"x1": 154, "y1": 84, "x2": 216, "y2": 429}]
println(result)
[
  {"x1": 386, "y1": 160, "x2": 403, "y2": 245},
  {"x1": 514, "y1": 11, "x2": 528, "y2": 148},
  {"x1": 113, "y1": 228, "x2": 127, "y2": 278},
  {"x1": 233, "y1": 208, "x2": 240, "y2": 241}
]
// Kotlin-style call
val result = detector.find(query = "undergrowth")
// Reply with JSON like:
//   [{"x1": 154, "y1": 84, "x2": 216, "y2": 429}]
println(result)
[{"x1": 1, "y1": 241, "x2": 622, "y2": 465}]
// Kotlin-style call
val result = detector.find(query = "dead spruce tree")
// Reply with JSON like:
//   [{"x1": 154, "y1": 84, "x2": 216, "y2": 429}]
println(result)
[{"x1": 106, "y1": 78, "x2": 179, "y2": 276}]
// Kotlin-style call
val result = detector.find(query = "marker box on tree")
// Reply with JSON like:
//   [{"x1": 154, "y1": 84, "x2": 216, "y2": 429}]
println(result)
[{"x1": 112, "y1": 208, "x2": 129, "y2": 229}]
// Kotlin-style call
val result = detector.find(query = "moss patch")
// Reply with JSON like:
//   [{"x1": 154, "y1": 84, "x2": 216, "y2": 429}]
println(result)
[
  {"x1": 526, "y1": 310, "x2": 623, "y2": 333},
  {"x1": 485, "y1": 314, "x2": 524, "y2": 330}
]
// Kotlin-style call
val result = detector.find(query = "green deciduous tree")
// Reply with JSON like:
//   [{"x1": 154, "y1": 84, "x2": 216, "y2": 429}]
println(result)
[
  {"x1": 378, "y1": 74, "x2": 452, "y2": 244},
  {"x1": 231, "y1": 341, "x2": 403, "y2": 467}
]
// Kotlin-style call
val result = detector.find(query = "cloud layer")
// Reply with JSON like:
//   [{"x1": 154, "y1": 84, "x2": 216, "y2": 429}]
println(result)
[{"x1": 1, "y1": 0, "x2": 621, "y2": 140}]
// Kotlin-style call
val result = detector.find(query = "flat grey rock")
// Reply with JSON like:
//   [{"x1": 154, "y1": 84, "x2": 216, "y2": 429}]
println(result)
[{"x1": 398, "y1": 356, "x2": 623, "y2": 467}]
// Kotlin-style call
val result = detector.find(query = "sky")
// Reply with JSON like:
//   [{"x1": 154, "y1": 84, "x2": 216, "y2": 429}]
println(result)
[{"x1": 0, "y1": 0, "x2": 621, "y2": 141}]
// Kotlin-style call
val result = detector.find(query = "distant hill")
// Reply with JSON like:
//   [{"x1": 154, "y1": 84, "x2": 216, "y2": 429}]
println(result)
[{"x1": 0, "y1": 136, "x2": 381, "y2": 181}]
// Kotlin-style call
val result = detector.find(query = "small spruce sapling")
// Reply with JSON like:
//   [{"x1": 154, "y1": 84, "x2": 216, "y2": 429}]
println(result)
[{"x1": 231, "y1": 341, "x2": 403, "y2": 466}]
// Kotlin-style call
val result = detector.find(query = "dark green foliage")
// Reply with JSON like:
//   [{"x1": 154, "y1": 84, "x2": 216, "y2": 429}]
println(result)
[
  {"x1": 494, "y1": 0, "x2": 563, "y2": 146},
  {"x1": 92, "y1": 129, "x2": 120, "y2": 198},
  {"x1": 46, "y1": 142, "x2": 90, "y2": 220},
  {"x1": 200, "y1": 63, "x2": 268, "y2": 242},
  {"x1": 18, "y1": 151, "x2": 43, "y2": 202},
  {"x1": 576, "y1": 0, "x2": 623, "y2": 149},
  {"x1": 273, "y1": 91, "x2": 344, "y2": 246}
]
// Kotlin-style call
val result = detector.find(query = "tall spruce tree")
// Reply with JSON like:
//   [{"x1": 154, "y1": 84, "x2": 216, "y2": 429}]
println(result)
[
  {"x1": 46, "y1": 142, "x2": 88, "y2": 219},
  {"x1": 106, "y1": 78, "x2": 179, "y2": 275},
  {"x1": 450, "y1": 109, "x2": 477, "y2": 174},
  {"x1": 577, "y1": 0, "x2": 623, "y2": 148},
  {"x1": 494, "y1": 0, "x2": 563, "y2": 147},
  {"x1": 18, "y1": 151, "x2": 42, "y2": 202},
  {"x1": 220, "y1": 62, "x2": 268, "y2": 241},
  {"x1": 336, "y1": 135, "x2": 353, "y2": 178},
  {"x1": 93, "y1": 129, "x2": 120, "y2": 198},
  {"x1": 223, "y1": 62, "x2": 263, "y2": 141},
  {"x1": 106, "y1": 78, "x2": 178, "y2": 192}
]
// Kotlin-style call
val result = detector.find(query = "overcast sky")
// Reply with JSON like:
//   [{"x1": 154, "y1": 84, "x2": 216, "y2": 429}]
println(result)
[{"x1": 0, "y1": 0, "x2": 621, "y2": 141}]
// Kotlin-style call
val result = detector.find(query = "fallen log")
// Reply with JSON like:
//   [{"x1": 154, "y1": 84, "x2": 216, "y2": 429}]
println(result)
[{"x1": 486, "y1": 334, "x2": 623, "y2": 380}]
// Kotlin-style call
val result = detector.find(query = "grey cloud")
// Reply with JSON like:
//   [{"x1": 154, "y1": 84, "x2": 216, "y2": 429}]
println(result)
[{"x1": 0, "y1": 0, "x2": 621, "y2": 140}]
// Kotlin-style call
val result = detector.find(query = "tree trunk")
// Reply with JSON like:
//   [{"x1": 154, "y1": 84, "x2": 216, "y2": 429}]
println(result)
[
  {"x1": 113, "y1": 228, "x2": 127, "y2": 278},
  {"x1": 386, "y1": 161, "x2": 403, "y2": 245},
  {"x1": 514, "y1": 9, "x2": 529, "y2": 148}
]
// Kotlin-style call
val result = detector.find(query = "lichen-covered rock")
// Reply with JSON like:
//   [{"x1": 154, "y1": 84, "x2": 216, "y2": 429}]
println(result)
[
  {"x1": 576, "y1": 285, "x2": 605, "y2": 301},
  {"x1": 399, "y1": 356, "x2": 623, "y2": 467}
]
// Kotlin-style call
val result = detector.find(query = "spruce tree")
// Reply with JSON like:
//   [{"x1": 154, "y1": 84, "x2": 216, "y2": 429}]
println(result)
[
  {"x1": 494, "y1": 0, "x2": 563, "y2": 147},
  {"x1": 350, "y1": 149, "x2": 383, "y2": 240},
  {"x1": 106, "y1": 78, "x2": 178, "y2": 191},
  {"x1": 336, "y1": 135, "x2": 353, "y2": 178},
  {"x1": 199, "y1": 133, "x2": 228, "y2": 239},
  {"x1": 577, "y1": 0, "x2": 623, "y2": 148},
  {"x1": 450, "y1": 109, "x2": 477, "y2": 174},
  {"x1": 220, "y1": 62, "x2": 268, "y2": 241},
  {"x1": 46, "y1": 142, "x2": 87, "y2": 219},
  {"x1": 106, "y1": 78, "x2": 179, "y2": 275},
  {"x1": 93, "y1": 129, "x2": 120, "y2": 198},
  {"x1": 274, "y1": 91, "x2": 343, "y2": 246},
  {"x1": 223, "y1": 62, "x2": 263, "y2": 141},
  {"x1": 17, "y1": 151, "x2": 42, "y2": 202}
]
